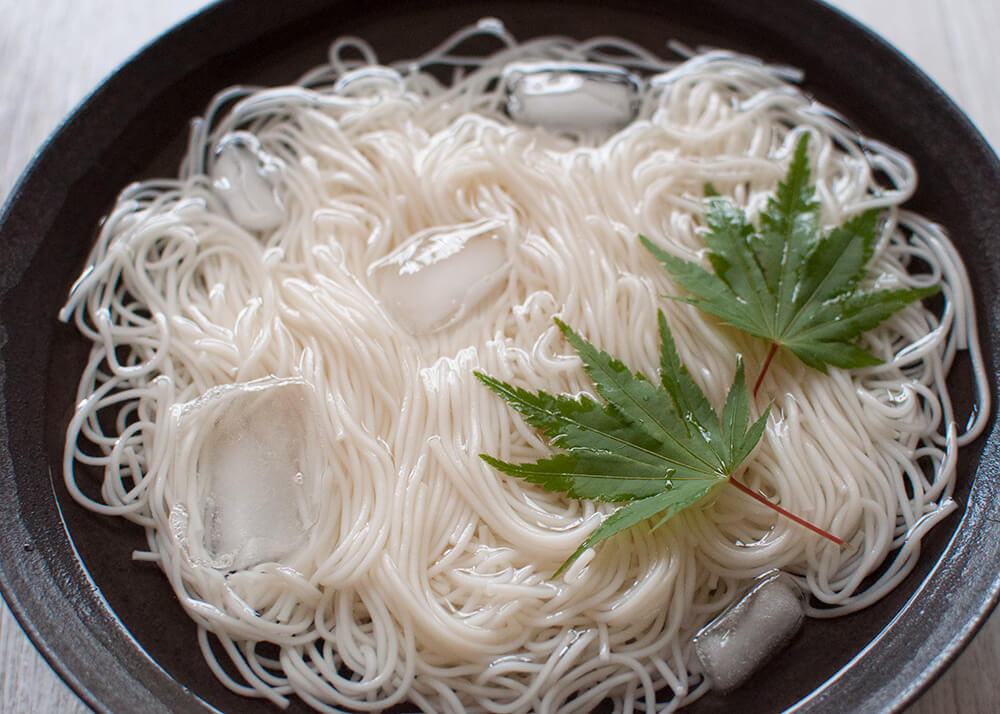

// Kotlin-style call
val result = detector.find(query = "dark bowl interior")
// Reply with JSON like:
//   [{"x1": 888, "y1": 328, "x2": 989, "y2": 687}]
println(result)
[{"x1": 2, "y1": 1, "x2": 1000, "y2": 713}]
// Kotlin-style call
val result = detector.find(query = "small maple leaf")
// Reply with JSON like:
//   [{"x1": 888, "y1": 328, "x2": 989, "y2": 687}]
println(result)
[
  {"x1": 641, "y1": 134, "x2": 939, "y2": 395},
  {"x1": 475, "y1": 312, "x2": 770, "y2": 576}
]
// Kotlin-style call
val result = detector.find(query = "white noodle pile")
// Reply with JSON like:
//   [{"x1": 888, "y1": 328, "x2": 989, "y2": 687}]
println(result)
[{"x1": 60, "y1": 21, "x2": 988, "y2": 714}]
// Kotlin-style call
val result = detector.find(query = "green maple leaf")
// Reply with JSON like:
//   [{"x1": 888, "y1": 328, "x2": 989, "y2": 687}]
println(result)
[
  {"x1": 475, "y1": 312, "x2": 769, "y2": 576},
  {"x1": 641, "y1": 134, "x2": 939, "y2": 381}
]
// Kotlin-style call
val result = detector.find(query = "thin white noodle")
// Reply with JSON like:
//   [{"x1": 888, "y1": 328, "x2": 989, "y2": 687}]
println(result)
[{"x1": 60, "y1": 22, "x2": 987, "y2": 713}]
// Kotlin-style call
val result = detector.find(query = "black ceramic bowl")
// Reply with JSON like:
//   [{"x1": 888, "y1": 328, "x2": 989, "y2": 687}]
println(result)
[{"x1": 2, "y1": 1, "x2": 999, "y2": 713}]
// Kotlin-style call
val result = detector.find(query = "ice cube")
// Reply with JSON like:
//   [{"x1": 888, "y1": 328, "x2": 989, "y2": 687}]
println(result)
[
  {"x1": 369, "y1": 217, "x2": 510, "y2": 335},
  {"x1": 174, "y1": 377, "x2": 316, "y2": 570},
  {"x1": 210, "y1": 131, "x2": 285, "y2": 232},
  {"x1": 504, "y1": 62, "x2": 640, "y2": 132},
  {"x1": 693, "y1": 571, "x2": 806, "y2": 692}
]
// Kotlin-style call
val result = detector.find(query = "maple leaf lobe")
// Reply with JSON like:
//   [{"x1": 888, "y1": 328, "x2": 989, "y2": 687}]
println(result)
[
  {"x1": 644, "y1": 133, "x2": 940, "y2": 374},
  {"x1": 476, "y1": 313, "x2": 768, "y2": 575}
]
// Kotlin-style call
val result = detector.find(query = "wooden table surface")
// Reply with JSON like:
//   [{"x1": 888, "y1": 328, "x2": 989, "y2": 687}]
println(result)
[{"x1": 1, "y1": 1, "x2": 998, "y2": 712}]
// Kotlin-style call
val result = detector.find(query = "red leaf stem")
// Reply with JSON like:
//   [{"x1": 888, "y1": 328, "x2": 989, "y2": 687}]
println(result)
[
  {"x1": 753, "y1": 341, "x2": 779, "y2": 398},
  {"x1": 727, "y1": 476, "x2": 848, "y2": 548}
]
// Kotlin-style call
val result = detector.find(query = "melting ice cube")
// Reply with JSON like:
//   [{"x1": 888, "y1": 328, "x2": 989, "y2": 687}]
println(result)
[
  {"x1": 174, "y1": 377, "x2": 316, "y2": 570},
  {"x1": 504, "y1": 61, "x2": 640, "y2": 132},
  {"x1": 369, "y1": 217, "x2": 510, "y2": 335},
  {"x1": 210, "y1": 131, "x2": 285, "y2": 232},
  {"x1": 693, "y1": 571, "x2": 806, "y2": 692}
]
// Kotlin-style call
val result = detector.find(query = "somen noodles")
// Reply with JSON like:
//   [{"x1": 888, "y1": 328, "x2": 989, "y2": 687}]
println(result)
[{"x1": 60, "y1": 20, "x2": 989, "y2": 713}]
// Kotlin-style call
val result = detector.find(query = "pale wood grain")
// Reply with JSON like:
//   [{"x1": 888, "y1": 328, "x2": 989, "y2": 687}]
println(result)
[{"x1": 0, "y1": 1, "x2": 997, "y2": 712}]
